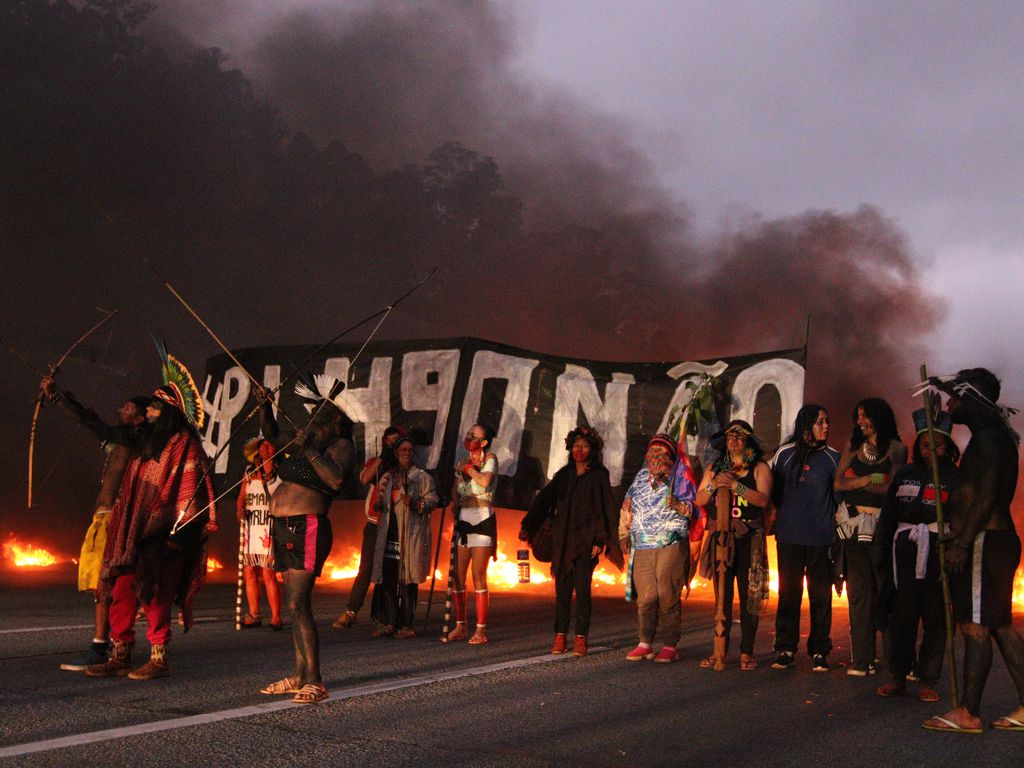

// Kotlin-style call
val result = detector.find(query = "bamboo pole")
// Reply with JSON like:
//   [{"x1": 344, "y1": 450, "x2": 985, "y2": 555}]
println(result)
[{"x1": 919, "y1": 364, "x2": 959, "y2": 708}]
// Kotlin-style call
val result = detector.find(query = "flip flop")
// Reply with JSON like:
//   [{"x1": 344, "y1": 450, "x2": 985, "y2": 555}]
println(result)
[
  {"x1": 922, "y1": 716, "x2": 983, "y2": 734},
  {"x1": 698, "y1": 656, "x2": 718, "y2": 669},
  {"x1": 992, "y1": 715, "x2": 1024, "y2": 731}
]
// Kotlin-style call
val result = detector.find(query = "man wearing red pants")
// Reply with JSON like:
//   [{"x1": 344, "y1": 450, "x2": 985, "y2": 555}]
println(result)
[{"x1": 87, "y1": 353, "x2": 215, "y2": 681}]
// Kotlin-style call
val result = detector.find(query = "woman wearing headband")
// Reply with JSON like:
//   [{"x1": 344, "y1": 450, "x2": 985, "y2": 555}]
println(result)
[
  {"x1": 619, "y1": 433, "x2": 695, "y2": 663},
  {"x1": 694, "y1": 420, "x2": 772, "y2": 671}
]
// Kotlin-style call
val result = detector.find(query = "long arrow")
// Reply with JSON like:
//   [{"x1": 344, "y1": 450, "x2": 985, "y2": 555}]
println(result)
[{"x1": 168, "y1": 268, "x2": 437, "y2": 535}]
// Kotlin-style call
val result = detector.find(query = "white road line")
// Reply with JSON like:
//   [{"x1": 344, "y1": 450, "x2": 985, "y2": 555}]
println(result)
[
  {"x1": 0, "y1": 617, "x2": 224, "y2": 636},
  {"x1": 0, "y1": 648, "x2": 607, "y2": 758}
]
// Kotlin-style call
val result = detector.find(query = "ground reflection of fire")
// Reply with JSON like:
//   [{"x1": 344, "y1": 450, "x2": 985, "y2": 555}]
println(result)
[{"x1": 2, "y1": 535, "x2": 66, "y2": 567}]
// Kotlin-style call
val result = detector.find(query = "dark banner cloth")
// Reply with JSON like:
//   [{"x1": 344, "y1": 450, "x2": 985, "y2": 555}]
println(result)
[{"x1": 203, "y1": 338, "x2": 805, "y2": 510}]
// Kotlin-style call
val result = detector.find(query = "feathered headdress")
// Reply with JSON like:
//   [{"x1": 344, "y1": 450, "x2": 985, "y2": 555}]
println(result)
[
  {"x1": 294, "y1": 371, "x2": 346, "y2": 413},
  {"x1": 152, "y1": 336, "x2": 205, "y2": 429}
]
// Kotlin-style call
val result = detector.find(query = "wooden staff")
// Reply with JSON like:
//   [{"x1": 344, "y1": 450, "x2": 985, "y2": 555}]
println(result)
[
  {"x1": 423, "y1": 499, "x2": 447, "y2": 631},
  {"x1": 713, "y1": 485, "x2": 732, "y2": 670},
  {"x1": 440, "y1": 502, "x2": 460, "y2": 642},
  {"x1": 919, "y1": 364, "x2": 960, "y2": 708},
  {"x1": 235, "y1": 517, "x2": 246, "y2": 631}
]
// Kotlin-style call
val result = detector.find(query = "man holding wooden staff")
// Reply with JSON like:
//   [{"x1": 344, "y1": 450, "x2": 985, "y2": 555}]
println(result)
[{"x1": 921, "y1": 368, "x2": 1024, "y2": 734}]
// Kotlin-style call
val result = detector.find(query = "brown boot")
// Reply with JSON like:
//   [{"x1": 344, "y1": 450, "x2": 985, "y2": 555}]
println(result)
[
  {"x1": 128, "y1": 643, "x2": 170, "y2": 680},
  {"x1": 86, "y1": 639, "x2": 132, "y2": 677}
]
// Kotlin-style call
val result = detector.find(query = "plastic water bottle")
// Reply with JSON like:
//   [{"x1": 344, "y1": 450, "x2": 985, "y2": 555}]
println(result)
[{"x1": 517, "y1": 548, "x2": 531, "y2": 583}]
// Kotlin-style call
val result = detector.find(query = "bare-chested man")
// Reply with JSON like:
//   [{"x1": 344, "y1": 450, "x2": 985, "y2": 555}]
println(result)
[
  {"x1": 922, "y1": 368, "x2": 1024, "y2": 733},
  {"x1": 256, "y1": 379, "x2": 354, "y2": 704},
  {"x1": 40, "y1": 375, "x2": 149, "y2": 671}
]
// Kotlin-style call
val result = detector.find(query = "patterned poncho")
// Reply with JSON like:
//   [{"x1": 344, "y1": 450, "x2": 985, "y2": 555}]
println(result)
[{"x1": 100, "y1": 431, "x2": 215, "y2": 630}]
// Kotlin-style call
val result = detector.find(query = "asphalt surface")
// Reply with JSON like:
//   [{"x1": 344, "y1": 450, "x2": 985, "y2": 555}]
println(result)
[{"x1": 1, "y1": 568, "x2": 1022, "y2": 767}]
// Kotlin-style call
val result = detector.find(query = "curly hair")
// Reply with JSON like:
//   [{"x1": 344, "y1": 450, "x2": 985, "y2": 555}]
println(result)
[{"x1": 564, "y1": 425, "x2": 604, "y2": 468}]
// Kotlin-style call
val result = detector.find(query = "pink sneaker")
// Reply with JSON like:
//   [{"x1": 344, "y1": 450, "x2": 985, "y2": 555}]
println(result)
[
  {"x1": 654, "y1": 646, "x2": 679, "y2": 663},
  {"x1": 625, "y1": 645, "x2": 656, "y2": 661}
]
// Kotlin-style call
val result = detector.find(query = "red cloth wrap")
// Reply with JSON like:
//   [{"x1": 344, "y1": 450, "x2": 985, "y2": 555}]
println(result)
[{"x1": 99, "y1": 431, "x2": 215, "y2": 632}]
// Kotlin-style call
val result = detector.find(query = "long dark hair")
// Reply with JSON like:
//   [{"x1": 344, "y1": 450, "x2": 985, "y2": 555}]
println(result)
[
  {"x1": 782, "y1": 404, "x2": 828, "y2": 485},
  {"x1": 850, "y1": 397, "x2": 900, "y2": 454},
  {"x1": 138, "y1": 404, "x2": 194, "y2": 461}
]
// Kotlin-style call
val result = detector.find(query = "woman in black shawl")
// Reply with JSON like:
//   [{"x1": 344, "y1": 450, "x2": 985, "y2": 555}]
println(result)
[{"x1": 519, "y1": 427, "x2": 624, "y2": 657}]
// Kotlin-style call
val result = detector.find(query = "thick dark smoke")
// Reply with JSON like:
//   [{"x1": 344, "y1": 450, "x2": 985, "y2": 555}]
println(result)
[
  {"x1": 150, "y1": 0, "x2": 939, "y2": 423},
  {"x1": 1, "y1": 0, "x2": 941, "y2": 556}
]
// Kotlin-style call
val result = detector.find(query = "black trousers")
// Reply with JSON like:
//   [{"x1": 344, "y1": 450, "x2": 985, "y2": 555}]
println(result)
[
  {"x1": 347, "y1": 520, "x2": 378, "y2": 613},
  {"x1": 845, "y1": 539, "x2": 883, "y2": 666},
  {"x1": 774, "y1": 542, "x2": 833, "y2": 657},
  {"x1": 553, "y1": 550, "x2": 598, "y2": 637},
  {"x1": 888, "y1": 533, "x2": 945, "y2": 684},
  {"x1": 377, "y1": 555, "x2": 420, "y2": 630},
  {"x1": 715, "y1": 533, "x2": 758, "y2": 655}
]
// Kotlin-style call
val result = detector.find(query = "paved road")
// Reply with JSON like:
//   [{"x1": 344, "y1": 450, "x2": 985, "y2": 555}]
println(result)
[{"x1": 1, "y1": 571, "x2": 1022, "y2": 767}]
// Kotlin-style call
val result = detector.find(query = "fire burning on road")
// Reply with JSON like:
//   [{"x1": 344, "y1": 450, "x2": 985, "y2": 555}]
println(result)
[{"x1": 1, "y1": 535, "x2": 66, "y2": 568}]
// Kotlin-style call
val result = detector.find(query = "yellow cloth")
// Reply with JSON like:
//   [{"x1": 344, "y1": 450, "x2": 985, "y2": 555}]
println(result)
[{"x1": 77, "y1": 509, "x2": 110, "y2": 592}]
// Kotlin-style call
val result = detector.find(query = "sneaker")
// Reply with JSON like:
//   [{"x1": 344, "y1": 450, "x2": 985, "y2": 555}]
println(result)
[
  {"x1": 811, "y1": 654, "x2": 830, "y2": 672},
  {"x1": 771, "y1": 651, "x2": 795, "y2": 670},
  {"x1": 846, "y1": 662, "x2": 877, "y2": 677},
  {"x1": 625, "y1": 645, "x2": 656, "y2": 661},
  {"x1": 654, "y1": 646, "x2": 679, "y2": 663},
  {"x1": 572, "y1": 636, "x2": 588, "y2": 657},
  {"x1": 60, "y1": 645, "x2": 108, "y2": 672},
  {"x1": 551, "y1": 633, "x2": 568, "y2": 655}
]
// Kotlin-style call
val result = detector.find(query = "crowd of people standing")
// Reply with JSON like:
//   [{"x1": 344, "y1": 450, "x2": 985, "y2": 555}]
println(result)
[{"x1": 40, "y1": 362, "x2": 1024, "y2": 729}]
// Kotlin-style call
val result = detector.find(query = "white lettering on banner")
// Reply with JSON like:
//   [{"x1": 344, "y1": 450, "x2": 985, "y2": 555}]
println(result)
[
  {"x1": 202, "y1": 366, "x2": 280, "y2": 471},
  {"x1": 202, "y1": 367, "x2": 250, "y2": 472},
  {"x1": 549, "y1": 365, "x2": 636, "y2": 486},
  {"x1": 729, "y1": 359, "x2": 805, "y2": 443},
  {"x1": 324, "y1": 357, "x2": 393, "y2": 459},
  {"x1": 458, "y1": 351, "x2": 539, "y2": 476},
  {"x1": 401, "y1": 349, "x2": 460, "y2": 470}
]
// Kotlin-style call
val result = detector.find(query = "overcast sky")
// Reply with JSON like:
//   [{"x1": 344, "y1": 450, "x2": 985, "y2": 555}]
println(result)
[{"x1": 508, "y1": 0, "x2": 1023, "y2": 400}]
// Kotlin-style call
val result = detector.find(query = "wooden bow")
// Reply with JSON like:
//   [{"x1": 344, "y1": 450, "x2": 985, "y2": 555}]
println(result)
[{"x1": 28, "y1": 308, "x2": 119, "y2": 508}]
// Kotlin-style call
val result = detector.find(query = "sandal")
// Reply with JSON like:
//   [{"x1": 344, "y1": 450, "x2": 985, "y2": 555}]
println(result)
[
  {"x1": 699, "y1": 656, "x2": 718, "y2": 669},
  {"x1": 876, "y1": 682, "x2": 907, "y2": 698},
  {"x1": 292, "y1": 683, "x2": 328, "y2": 704},
  {"x1": 242, "y1": 613, "x2": 262, "y2": 628},
  {"x1": 917, "y1": 684, "x2": 940, "y2": 702},
  {"x1": 395, "y1": 627, "x2": 416, "y2": 639},
  {"x1": 371, "y1": 624, "x2": 394, "y2": 638},
  {"x1": 331, "y1": 610, "x2": 356, "y2": 629},
  {"x1": 740, "y1": 654, "x2": 758, "y2": 671},
  {"x1": 260, "y1": 676, "x2": 300, "y2": 695},
  {"x1": 444, "y1": 624, "x2": 468, "y2": 643}
]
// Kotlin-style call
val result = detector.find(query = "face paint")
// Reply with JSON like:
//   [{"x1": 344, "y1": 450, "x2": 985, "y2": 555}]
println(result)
[{"x1": 645, "y1": 445, "x2": 673, "y2": 478}]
